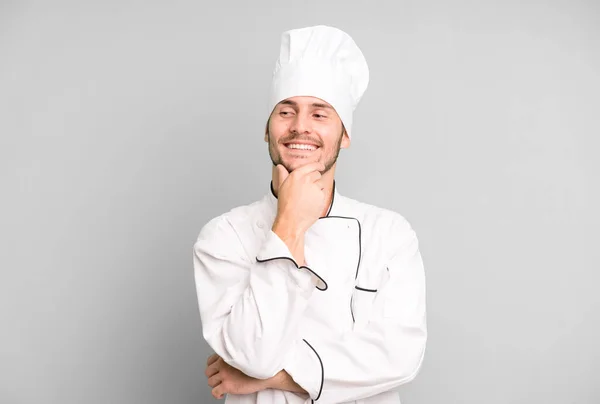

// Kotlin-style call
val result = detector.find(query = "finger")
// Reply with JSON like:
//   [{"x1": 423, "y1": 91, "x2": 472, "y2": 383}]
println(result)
[
  {"x1": 306, "y1": 170, "x2": 322, "y2": 183},
  {"x1": 276, "y1": 164, "x2": 289, "y2": 187},
  {"x1": 205, "y1": 358, "x2": 221, "y2": 378},
  {"x1": 205, "y1": 364, "x2": 219, "y2": 378},
  {"x1": 212, "y1": 383, "x2": 226, "y2": 400},
  {"x1": 207, "y1": 372, "x2": 222, "y2": 388},
  {"x1": 206, "y1": 353, "x2": 219, "y2": 366}
]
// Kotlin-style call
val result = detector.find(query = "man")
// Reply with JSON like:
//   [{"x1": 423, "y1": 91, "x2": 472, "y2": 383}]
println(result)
[{"x1": 193, "y1": 25, "x2": 427, "y2": 403}]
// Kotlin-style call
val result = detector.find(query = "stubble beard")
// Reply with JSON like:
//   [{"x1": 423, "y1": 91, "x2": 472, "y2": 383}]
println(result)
[{"x1": 267, "y1": 131, "x2": 343, "y2": 175}]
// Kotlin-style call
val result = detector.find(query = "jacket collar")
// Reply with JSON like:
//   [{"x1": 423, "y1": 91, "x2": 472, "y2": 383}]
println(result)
[{"x1": 267, "y1": 179, "x2": 341, "y2": 218}]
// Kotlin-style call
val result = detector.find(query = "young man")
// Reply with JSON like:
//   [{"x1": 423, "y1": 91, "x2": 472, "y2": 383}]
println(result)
[{"x1": 193, "y1": 25, "x2": 427, "y2": 403}]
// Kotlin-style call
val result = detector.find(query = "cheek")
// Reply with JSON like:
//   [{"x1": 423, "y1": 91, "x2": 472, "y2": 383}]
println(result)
[
  {"x1": 321, "y1": 128, "x2": 343, "y2": 147},
  {"x1": 267, "y1": 132, "x2": 284, "y2": 147},
  {"x1": 269, "y1": 120, "x2": 288, "y2": 138}
]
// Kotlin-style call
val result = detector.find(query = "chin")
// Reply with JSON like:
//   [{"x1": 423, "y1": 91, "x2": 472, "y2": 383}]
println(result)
[{"x1": 288, "y1": 159, "x2": 318, "y2": 169}]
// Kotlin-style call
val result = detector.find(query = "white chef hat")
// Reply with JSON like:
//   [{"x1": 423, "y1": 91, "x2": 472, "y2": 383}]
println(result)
[{"x1": 267, "y1": 25, "x2": 369, "y2": 140}]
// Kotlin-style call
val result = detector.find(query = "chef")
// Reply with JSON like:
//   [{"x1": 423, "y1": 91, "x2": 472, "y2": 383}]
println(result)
[{"x1": 193, "y1": 25, "x2": 427, "y2": 403}]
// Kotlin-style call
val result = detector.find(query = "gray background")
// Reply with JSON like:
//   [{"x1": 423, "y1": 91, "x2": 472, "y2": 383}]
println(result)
[{"x1": 1, "y1": 0, "x2": 598, "y2": 403}]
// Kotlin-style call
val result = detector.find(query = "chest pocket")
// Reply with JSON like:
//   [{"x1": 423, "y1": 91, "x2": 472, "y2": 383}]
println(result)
[{"x1": 351, "y1": 265, "x2": 390, "y2": 330}]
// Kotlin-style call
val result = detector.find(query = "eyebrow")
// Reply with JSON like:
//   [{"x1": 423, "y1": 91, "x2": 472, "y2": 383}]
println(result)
[{"x1": 279, "y1": 100, "x2": 334, "y2": 110}]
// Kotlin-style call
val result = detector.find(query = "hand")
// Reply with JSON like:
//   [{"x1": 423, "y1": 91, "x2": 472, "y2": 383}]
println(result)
[
  {"x1": 273, "y1": 162, "x2": 327, "y2": 237},
  {"x1": 205, "y1": 354, "x2": 268, "y2": 400}
]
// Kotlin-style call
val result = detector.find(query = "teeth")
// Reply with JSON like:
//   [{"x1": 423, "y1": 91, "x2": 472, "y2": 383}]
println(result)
[{"x1": 287, "y1": 143, "x2": 317, "y2": 150}]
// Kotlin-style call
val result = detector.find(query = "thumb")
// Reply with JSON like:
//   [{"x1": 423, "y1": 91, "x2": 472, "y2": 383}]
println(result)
[{"x1": 276, "y1": 164, "x2": 289, "y2": 187}]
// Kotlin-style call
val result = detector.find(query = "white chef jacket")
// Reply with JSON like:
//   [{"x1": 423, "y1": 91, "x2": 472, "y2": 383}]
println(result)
[{"x1": 193, "y1": 182, "x2": 427, "y2": 404}]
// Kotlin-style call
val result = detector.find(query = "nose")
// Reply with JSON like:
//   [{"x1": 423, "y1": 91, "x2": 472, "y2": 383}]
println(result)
[{"x1": 290, "y1": 112, "x2": 311, "y2": 134}]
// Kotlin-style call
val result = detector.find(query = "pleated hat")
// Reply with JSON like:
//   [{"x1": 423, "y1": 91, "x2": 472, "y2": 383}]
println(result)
[{"x1": 268, "y1": 25, "x2": 370, "y2": 139}]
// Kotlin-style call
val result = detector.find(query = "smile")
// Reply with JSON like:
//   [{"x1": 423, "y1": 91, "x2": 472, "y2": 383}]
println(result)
[{"x1": 285, "y1": 143, "x2": 319, "y2": 151}]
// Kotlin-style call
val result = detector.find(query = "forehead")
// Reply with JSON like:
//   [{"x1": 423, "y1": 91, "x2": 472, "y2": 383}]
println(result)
[{"x1": 276, "y1": 96, "x2": 334, "y2": 109}]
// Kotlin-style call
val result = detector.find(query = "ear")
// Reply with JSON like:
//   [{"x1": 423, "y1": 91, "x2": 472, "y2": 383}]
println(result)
[
  {"x1": 340, "y1": 130, "x2": 351, "y2": 149},
  {"x1": 264, "y1": 119, "x2": 270, "y2": 142}
]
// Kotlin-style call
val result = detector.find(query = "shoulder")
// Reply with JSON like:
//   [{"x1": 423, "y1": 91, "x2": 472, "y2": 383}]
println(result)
[
  {"x1": 195, "y1": 197, "x2": 269, "y2": 250},
  {"x1": 339, "y1": 194, "x2": 419, "y2": 259},
  {"x1": 340, "y1": 194, "x2": 415, "y2": 236}
]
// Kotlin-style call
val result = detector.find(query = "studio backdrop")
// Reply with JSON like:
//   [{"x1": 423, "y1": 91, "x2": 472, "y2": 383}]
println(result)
[{"x1": 1, "y1": 1, "x2": 598, "y2": 403}]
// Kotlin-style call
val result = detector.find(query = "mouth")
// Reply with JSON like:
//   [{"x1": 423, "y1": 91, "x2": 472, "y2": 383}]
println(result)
[{"x1": 283, "y1": 143, "x2": 320, "y2": 152}]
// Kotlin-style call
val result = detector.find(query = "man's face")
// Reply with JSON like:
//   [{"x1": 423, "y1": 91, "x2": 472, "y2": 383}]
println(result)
[{"x1": 265, "y1": 96, "x2": 350, "y2": 174}]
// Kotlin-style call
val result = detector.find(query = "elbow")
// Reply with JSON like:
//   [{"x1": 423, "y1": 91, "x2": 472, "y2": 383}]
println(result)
[
  {"x1": 227, "y1": 341, "x2": 282, "y2": 380},
  {"x1": 405, "y1": 329, "x2": 428, "y2": 383},
  {"x1": 225, "y1": 350, "x2": 283, "y2": 380},
  {"x1": 236, "y1": 341, "x2": 287, "y2": 380},
  {"x1": 243, "y1": 362, "x2": 282, "y2": 380},
  {"x1": 205, "y1": 329, "x2": 284, "y2": 380},
  {"x1": 402, "y1": 348, "x2": 425, "y2": 384},
  {"x1": 392, "y1": 326, "x2": 427, "y2": 385}
]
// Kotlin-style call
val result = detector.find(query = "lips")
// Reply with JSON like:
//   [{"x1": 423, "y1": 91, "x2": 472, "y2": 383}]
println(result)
[{"x1": 286, "y1": 144, "x2": 318, "y2": 151}]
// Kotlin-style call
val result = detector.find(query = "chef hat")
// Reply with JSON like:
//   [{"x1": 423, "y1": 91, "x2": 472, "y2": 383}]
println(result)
[{"x1": 268, "y1": 25, "x2": 369, "y2": 139}]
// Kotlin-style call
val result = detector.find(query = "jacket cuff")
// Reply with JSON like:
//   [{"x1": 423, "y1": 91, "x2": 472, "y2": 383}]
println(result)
[
  {"x1": 283, "y1": 339, "x2": 324, "y2": 401},
  {"x1": 256, "y1": 230, "x2": 328, "y2": 291}
]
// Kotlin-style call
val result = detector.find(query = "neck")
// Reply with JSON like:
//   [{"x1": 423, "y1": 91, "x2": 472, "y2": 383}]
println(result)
[{"x1": 271, "y1": 163, "x2": 336, "y2": 218}]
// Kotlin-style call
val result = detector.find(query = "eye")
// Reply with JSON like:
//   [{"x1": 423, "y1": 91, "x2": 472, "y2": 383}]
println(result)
[
  {"x1": 279, "y1": 111, "x2": 294, "y2": 116},
  {"x1": 314, "y1": 113, "x2": 327, "y2": 119}
]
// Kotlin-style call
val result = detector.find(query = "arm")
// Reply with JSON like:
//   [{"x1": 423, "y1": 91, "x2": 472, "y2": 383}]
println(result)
[
  {"x1": 193, "y1": 216, "x2": 326, "y2": 380},
  {"x1": 280, "y1": 221, "x2": 427, "y2": 403},
  {"x1": 205, "y1": 355, "x2": 308, "y2": 399},
  {"x1": 266, "y1": 370, "x2": 308, "y2": 394}
]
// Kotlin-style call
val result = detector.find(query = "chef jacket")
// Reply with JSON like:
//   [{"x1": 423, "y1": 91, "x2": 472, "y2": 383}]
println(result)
[{"x1": 193, "y1": 181, "x2": 427, "y2": 404}]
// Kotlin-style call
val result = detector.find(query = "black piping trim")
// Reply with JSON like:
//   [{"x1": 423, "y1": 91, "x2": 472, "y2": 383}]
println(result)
[
  {"x1": 302, "y1": 339, "x2": 324, "y2": 402},
  {"x1": 323, "y1": 179, "x2": 335, "y2": 217},
  {"x1": 255, "y1": 256, "x2": 328, "y2": 291},
  {"x1": 355, "y1": 286, "x2": 377, "y2": 293},
  {"x1": 315, "y1": 215, "x2": 362, "y2": 324},
  {"x1": 268, "y1": 181, "x2": 364, "y2": 327}
]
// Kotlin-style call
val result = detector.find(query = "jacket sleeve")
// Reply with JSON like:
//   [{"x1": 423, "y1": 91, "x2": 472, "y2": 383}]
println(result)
[
  {"x1": 193, "y1": 215, "x2": 327, "y2": 380},
  {"x1": 282, "y1": 221, "x2": 427, "y2": 403}
]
